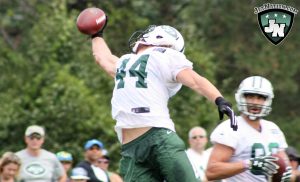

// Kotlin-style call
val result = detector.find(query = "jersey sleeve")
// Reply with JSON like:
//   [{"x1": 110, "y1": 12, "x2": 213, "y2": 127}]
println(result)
[
  {"x1": 210, "y1": 120, "x2": 240, "y2": 149},
  {"x1": 149, "y1": 48, "x2": 193, "y2": 97},
  {"x1": 267, "y1": 121, "x2": 288, "y2": 150},
  {"x1": 278, "y1": 130, "x2": 288, "y2": 149},
  {"x1": 166, "y1": 49, "x2": 193, "y2": 82},
  {"x1": 150, "y1": 48, "x2": 192, "y2": 81}
]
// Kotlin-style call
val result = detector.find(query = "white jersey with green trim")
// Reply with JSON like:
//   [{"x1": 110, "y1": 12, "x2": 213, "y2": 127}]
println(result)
[
  {"x1": 111, "y1": 47, "x2": 192, "y2": 141},
  {"x1": 210, "y1": 116, "x2": 288, "y2": 182},
  {"x1": 186, "y1": 148, "x2": 211, "y2": 181}
]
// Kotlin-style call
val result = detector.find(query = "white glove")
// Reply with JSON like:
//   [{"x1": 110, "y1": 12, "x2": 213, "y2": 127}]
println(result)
[
  {"x1": 281, "y1": 166, "x2": 292, "y2": 182},
  {"x1": 249, "y1": 156, "x2": 279, "y2": 176}
]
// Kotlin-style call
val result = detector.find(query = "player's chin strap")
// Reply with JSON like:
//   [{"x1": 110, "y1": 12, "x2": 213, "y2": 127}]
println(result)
[{"x1": 215, "y1": 97, "x2": 238, "y2": 131}]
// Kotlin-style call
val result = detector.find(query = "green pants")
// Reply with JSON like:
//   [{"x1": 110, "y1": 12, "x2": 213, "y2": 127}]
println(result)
[{"x1": 120, "y1": 127, "x2": 198, "y2": 182}]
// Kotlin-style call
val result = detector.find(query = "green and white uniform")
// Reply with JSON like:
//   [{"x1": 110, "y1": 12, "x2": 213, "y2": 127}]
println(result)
[
  {"x1": 210, "y1": 116, "x2": 288, "y2": 182},
  {"x1": 112, "y1": 47, "x2": 192, "y2": 142},
  {"x1": 112, "y1": 47, "x2": 198, "y2": 182}
]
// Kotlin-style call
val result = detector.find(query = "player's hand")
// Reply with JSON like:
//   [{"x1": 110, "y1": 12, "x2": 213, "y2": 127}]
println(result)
[
  {"x1": 249, "y1": 156, "x2": 279, "y2": 176},
  {"x1": 92, "y1": 15, "x2": 108, "y2": 38},
  {"x1": 215, "y1": 97, "x2": 238, "y2": 131},
  {"x1": 281, "y1": 166, "x2": 292, "y2": 182}
]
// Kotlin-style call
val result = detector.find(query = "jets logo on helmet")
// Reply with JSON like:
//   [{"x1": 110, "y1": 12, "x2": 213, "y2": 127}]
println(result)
[
  {"x1": 235, "y1": 76, "x2": 274, "y2": 120},
  {"x1": 128, "y1": 25, "x2": 185, "y2": 53}
]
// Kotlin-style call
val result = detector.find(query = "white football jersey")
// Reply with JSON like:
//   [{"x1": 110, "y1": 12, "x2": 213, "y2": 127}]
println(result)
[
  {"x1": 210, "y1": 116, "x2": 288, "y2": 182},
  {"x1": 186, "y1": 148, "x2": 211, "y2": 181},
  {"x1": 111, "y1": 47, "x2": 193, "y2": 141}
]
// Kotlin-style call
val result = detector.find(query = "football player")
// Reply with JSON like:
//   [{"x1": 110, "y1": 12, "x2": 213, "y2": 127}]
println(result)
[
  {"x1": 206, "y1": 76, "x2": 292, "y2": 182},
  {"x1": 90, "y1": 20, "x2": 237, "y2": 181}
]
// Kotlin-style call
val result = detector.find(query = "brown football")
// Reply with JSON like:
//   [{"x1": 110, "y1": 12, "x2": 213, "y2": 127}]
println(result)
[
  {"x1": 76, "y1": 7, "x2": 106, "y2": 35},
  {"x1": 271, "y1": 153, "x2": 287, "y2": 182}
]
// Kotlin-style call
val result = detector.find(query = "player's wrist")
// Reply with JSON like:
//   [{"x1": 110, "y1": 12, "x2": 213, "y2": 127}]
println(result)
[
  {"x1": 242, "y1": 159, "x2": 251, "y2": 170},
  {"x1": 91, "y1": 31, "x2": 103, "y2": 38},
  {"x1": 215, "y1": 96, "x2": 224, "y2": 106}
]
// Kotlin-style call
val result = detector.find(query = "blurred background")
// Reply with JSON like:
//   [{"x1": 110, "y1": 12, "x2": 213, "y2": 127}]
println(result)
[{"x1": 0, "y1": 0, "x2": 299, "y2": 170}]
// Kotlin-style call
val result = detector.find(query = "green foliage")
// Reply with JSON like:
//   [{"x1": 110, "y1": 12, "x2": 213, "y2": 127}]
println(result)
[
  {"x1": 0, "y1": 0, "x2": 117, "y2": 165},
  {"x1": 181, "y1": 0, "x2": 300, "y2": 149}
]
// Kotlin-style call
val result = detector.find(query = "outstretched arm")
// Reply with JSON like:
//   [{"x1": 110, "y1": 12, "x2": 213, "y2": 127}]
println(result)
[
  {"x1": 92, "y1": 37, "x2": 119, "y2": 78},
  {"x1": 176, "y1": 68, "x2": 222, "y2": 102},
  {"x1": 177, "y1": 68, "x2": 238, "y2": 130}
]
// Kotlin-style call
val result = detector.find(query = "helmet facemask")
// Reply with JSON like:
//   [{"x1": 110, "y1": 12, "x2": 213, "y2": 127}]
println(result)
[
  {"x1": 128, "y1": 25, "x2": 156, "y2": 52},
  {"x1": 237, "y1": 93, "x2": 272, "y2": 120},
  {"x1": 235, "y1": 76, "x2": 274, "y2": 120}
]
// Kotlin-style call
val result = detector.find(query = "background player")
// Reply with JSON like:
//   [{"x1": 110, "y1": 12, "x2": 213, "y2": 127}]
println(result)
[{"x1": 206, "y1": 76, "x2": 292, "y2": 182}]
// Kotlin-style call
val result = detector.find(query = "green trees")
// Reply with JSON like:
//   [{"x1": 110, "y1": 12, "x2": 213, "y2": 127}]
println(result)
[
  {"x1": 1, "y1": 0, "x2": 299, "y2": 170},
  {"x1": 180, "y1": 0, "x2": 300, "y2": 147}
]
